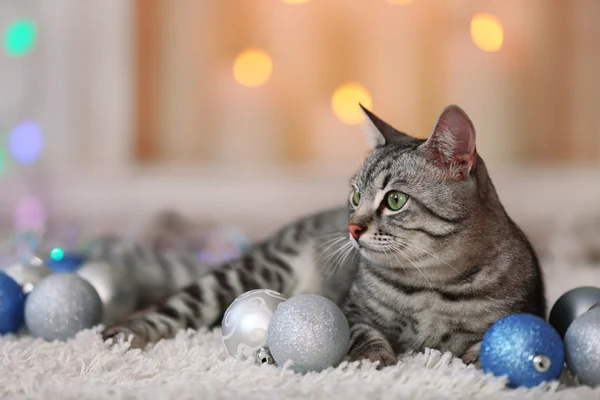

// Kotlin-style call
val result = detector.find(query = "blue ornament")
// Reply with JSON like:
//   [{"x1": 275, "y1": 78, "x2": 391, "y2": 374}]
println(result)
[
  {"x1": 45, "y1": 253, "x2": 86, "y2": 273},
  {"x1": 480, "y1": 313, "x2": 564, "y2": 388},
  {"x1": 0, "y1": 272, "x2": 26, "y2": 334}
]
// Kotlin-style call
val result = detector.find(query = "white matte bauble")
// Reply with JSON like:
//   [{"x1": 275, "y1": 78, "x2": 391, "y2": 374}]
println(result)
[
  {"x1": 77, "y1": 260, "x2": 137, "y2": 324},
  {"x1": 221, "y1": 289, "x2": 287, "y2": 362},
  {"x1": 25, "y1": 273, "x2": 103, "y2": 341},
  {"x1": 4, "y1": 257, "x2": 51, "y2": 294}
]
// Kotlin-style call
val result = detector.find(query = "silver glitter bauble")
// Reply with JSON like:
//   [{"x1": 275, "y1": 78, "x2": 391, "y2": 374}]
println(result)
[
  {"x1": 4, "y1": 257, "x2": 51, "y2": 294},
  {"x1": 267, "y1": 294, "x2": 350, "y2": 373},
  {"x1": 221, "y1": 289, "x2": 287, "y2": 362},
  {"x1": 24, "y1": 273, "x2": 104, "y2": 341},
  {"x1": 565, "y1": 307, "x2": 600, "y2": 387},
  {"x1": 77, "y1": 260, "x2": 137, "y2": 324}
]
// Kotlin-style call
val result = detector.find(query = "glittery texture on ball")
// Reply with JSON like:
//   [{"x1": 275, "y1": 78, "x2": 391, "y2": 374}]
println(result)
[
  {"x1": 221, "y1": 289, "x2": 287, "y2": 362},
  {"x1": 549, "y1": 286, "x2": 600, "y2": 338},
  {"x1": 25, "y1": 274, "x2": 103, "y2": 341},
  {"x1": 480, "y1": 313, "x2": 564, "y2": 388},
  {"x1": 77, "y1": 260, "x2": 137, "y2": 324},
  {"x1": 564, "y1": 307, "x2": 600, "y2": 387},
  {"x1": 267, "y1": 294, "x2": 350, "y2": 373},
  {"x1": 0, "y1": 272, "x2": 26, "y2": 334},
  {"x1": 4, "y1": 258, "x2": 51, "y2": 294}
]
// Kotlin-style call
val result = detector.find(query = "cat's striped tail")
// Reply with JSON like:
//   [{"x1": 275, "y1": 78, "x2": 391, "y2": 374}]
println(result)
[{"x1": 101, "y1": 239, "x2": 299, "y2": 348}]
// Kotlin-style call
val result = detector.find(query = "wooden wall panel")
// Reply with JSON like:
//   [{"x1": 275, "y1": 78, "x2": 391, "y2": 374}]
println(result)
[{"x1": 133, "y1": 1, "x2": 600, "y2": 166}]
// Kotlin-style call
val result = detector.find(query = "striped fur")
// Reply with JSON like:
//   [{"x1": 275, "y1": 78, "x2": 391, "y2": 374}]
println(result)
[{"x1": 102, "y1": 105, "x2": 545, "y2": 368}]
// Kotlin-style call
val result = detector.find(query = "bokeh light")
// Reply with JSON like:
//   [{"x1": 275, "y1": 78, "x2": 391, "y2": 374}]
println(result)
[
  {"x1": 386, "y1": 0, "x2": 414, "y2": 5},
  {"x1": 14, "y1": 196, "x2": 46, "y2": 232},
  {"x1": 9, "y1": 121, "x2": 44, "y2": 164},
  {"x1": 0, "y1": 147, "x2": 5, "y2": 175},
  {"x1": 50, "y1": 247, "x2": 65, "y2": 262},
  {"x1": 3, "y1": 19, "x2": 37, "y2": 57},
  {"x1": 233, "y1": 49, "x2": 273, "y2": 87},
  {"x1": 470, "y1": 13, "x2": 504, "y2": 52},
  {"x1": 331, "y1": 83, "x2": 373, "y2": 125}
]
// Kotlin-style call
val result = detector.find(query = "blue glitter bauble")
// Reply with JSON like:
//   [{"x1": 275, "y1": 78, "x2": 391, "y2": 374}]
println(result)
[
  {"x1": 480, "y1": 313, "x2": 564, "y2": 388},
  {"x1": 45, "y1": 253, "x2": 86, "y2": 273},
  {"x1": 0, "y1": 272, "x2": 26, "y2": 334}
]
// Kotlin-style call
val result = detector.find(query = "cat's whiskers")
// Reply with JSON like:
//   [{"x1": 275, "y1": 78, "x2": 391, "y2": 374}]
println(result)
[
  {"x1": 316, "y1": 236, "x2": 346, "y2": 253},
  {"x1": 323, "y1": 241, "x2": 354, "y2": 280},
  {"x1": 392, "y1": 236, "x2": 462, "y2": 276},
  {"x1": 387, "y1": 243, "x2": 433, "y2": 288},
  {"x1": 316, "y1": 232, "x2": 346, "y2": 241}
]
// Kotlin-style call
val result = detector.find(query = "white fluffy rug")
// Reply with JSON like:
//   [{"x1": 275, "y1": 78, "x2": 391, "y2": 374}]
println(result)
[{"x1": 0, "y1": 326, "x2": 598, "y2": 400}]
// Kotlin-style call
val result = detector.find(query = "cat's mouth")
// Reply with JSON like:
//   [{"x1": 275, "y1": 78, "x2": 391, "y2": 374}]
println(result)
[{"x1": 349, "y1": 235, "x2": 385, "y2": 254}]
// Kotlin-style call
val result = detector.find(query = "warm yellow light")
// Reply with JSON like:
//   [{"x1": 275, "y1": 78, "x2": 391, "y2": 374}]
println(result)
[
  {"x1": 386, "y1": 0, "x2": 414, "y2": 5},
  {"x1": 233, "y1": 49, "x2": 273, "y2": 87},
  {"x1": 470, "y1": 13, "x2": 504, "y2": 52},
  {"x1": 332, "y1": 83, "x2": 373, "y2": 125},
  {"x1": 281, "y1": 0, "x2": 313, "y2": 3}
]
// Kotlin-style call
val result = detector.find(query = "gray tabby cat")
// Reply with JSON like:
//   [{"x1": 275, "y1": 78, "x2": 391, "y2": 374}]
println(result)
[{"x1": 103, "y1": 104, "x2": 546, "y2": 367}]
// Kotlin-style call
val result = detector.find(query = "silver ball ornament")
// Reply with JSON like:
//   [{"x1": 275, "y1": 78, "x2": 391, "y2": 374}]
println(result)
[
  {"x1": 267, "y1": 294, "x2": 350, "y2": 373},
  {"x1": 77, "y1": 260, "x2": 137, "y2": 324},
  {"x1": 4, "y1": 257, "x2": 51, "y2": 294},
  {"x1": 221, "y1": 289, "x2": 287, "y2": 362},
  {"x1": 565, "y1": 307, "x2": 600, "y2": 387},
  {"x1": 25, "y1": 273, "x2": 104, "y2": 341}
]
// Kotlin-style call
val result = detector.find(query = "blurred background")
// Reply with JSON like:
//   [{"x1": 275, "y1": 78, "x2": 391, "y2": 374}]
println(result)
[{"x1": 0, "y1": 0, "x2": 599, "y2": 252}]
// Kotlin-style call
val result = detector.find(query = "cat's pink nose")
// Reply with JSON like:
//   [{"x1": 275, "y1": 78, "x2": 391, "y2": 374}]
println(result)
[{"x1": 348, "y1": 224, "x2": 364, "y2": 240}]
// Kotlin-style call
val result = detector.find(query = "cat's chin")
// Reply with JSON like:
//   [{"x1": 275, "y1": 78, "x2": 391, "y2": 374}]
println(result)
[{"x1": 358, "y1": 247, "x2": 395, "y2": 267}]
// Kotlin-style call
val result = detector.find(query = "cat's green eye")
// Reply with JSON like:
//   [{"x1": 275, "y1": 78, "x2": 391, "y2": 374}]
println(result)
[
  {"x1": 386, "y1": 191, "x2": 408, "y2": 211},
  {"x1": 351, "y1": 188, "x2": 360, "y2": 207}
]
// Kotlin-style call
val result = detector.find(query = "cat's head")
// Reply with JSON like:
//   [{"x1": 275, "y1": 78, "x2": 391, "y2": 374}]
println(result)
[{"x1": 348, "y1": 105, "x2": 487, "y2": 270}]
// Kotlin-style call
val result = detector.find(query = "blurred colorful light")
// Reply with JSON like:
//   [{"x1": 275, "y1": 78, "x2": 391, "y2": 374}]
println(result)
[
  {"x1": 470, "y1": 13, "x2": 504, "y2": 52},
  {"x1": 0, "y1": 147, "x2": 5, "y2": 175},
  {"x1": 9, "y1": 121, "x2": 44, "y2": 164},
  {"x1": 332, "y1": 83, "x2": 373, "y2": 125},
  {"x1": 233, "y1": 49, "x2": 273, "y2": 87},
  {"x1": 281, "y1": 0, "x2": 313, "y2": 3},
  {"x1": 14, "y1": 196, "x2": 46, "y2": 232},
  {"x1": 50, "y1": 247, "x2": 65, "y2": 262},
  {"x1": 3, "y1": 19, "x2": 37, "y2": 57}
]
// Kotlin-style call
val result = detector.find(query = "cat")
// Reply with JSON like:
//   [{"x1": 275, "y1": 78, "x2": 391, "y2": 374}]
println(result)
[{"x1": 102, "y1": 104, "x2": 546, "y2": 368}]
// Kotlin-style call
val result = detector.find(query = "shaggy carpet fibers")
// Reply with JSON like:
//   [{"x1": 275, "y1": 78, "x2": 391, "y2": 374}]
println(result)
[
  {"x1": 2, "y1": 235, "x2": 600, "y2": 399},
  {"x1": 0, "y1": 325, "x2": 599, "y2": 400}
]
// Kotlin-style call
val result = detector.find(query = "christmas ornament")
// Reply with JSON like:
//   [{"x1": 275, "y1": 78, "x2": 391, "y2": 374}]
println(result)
[
  {"x1": 267, "y1": 294, "x2": 350, "y2": 373},
  {"x1": 45, "y1": 252, "x2": 86, "y2": 273},
  {"x1": 549, "y1": 286, "x2": 600, "y2": 338},
  {"x1": 480, "y1": 313, "x2": 564, "y2": 388},
  {"x1": 564, "y1": 307, "x2": 600, "y2": 387},
  {"x1": 4, "y1": 257, "x2": 51, "y2": 294},
  {"x1": 24, "y1": 273, "x2": 103, "y2": 341},
  {"x1": 76, "y1": 260, "x2": 137, "y2": 324},
  {"x1": 257, "y1": 347, "x2": 275, "y2": 365},
  {"x1": 221, "y1": 289, "x2": 287, "y2": 362},
  {"x1": 0, "y1": 272, "x2": 26, "y2": 334}
]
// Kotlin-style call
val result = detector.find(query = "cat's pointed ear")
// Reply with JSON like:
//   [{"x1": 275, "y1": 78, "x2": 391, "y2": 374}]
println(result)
[
  {"x1": 421, "y1": 105, "x2": 477, "y2": 177},
  {"x1": 359, "y1": 104, "x2": 412, "y2": 150}
]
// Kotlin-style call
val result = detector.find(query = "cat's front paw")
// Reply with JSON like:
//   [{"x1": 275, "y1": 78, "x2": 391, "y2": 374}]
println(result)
[
  {"x1": 460, "y1": 341, "x2": 481, "y2": 366},
  {"x1": 350, "y1": 349, "x2": 398, "y2": 370},
  {"x1": 102, "y1": 325, "x2": 148, "y2": 350}
]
